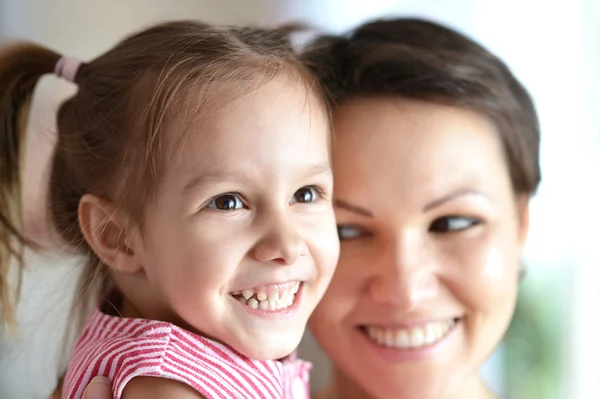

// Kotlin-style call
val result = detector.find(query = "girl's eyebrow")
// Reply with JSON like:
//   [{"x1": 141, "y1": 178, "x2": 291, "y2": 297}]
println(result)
[
  {"x1": 299, "y1": 162, "x2": 332, "y2": 180},
  {"x1": 182, "y1": 162, "x2": 332, "y2": 195},
  {"x1": 181, "y1": 170, "x2": 232, "y2": 195}
]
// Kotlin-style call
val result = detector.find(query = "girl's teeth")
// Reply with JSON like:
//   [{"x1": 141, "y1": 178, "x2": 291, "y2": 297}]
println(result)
[
  {"x1": 365, "y1": 319, "x2": 456, "y2": 349},
  {"x1": 236, "y1": 295, "x2": 297, "y2": 311},
  {"x1": 257, "y1": 292, "x2": 267, "y2": 301},
  {"x1": 242, "y1": 290, "x2": 253, "y2": 300},
  {"x1": 233, "y1": 281, "x2": 301, "y2": 312},
  {"x1": 248, "y1": 298, "x2": 259, "y2": 309}
]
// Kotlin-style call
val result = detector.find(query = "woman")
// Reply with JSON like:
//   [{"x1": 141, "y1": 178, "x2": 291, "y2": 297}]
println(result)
[
  {"x1": 48, "y1": 17, "x2": 539, "y2": 399},
  {"x1": 302, "y1": 17, "x2": 540, "y2": 399}
]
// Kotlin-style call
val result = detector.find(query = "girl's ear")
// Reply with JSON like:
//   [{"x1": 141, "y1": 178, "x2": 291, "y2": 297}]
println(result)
[{"x1": 78, "y1": 194, "x2": 143, "y2": 274}]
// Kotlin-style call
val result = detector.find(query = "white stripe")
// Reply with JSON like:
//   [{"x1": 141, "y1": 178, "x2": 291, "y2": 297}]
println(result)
[
  {"x1": 67, "y1": 318, "x2": 165, "y2": 397},
  {"x1": 161, "y1": 368, "x2": 227, "y2": 399},
  {"x1": 168, "y1": 340, "x2": 259, "y2": 399},
  {"x1": 109, "y1": 345, "x2": 169, "y2": 387},
  {"x1": 106, "y1": 340, "x2": 168, "y2": 378},
  {"x1": 65, "y1": 313, "x2": 296, "y2": 399},
  {"x1": 161, "y1": 326, "x2": 281, "y2": 397},
  {"x1": 100, "y1": 339, "x2": 167, "y2": 375},
  {"x1": 72, "y1": 333, "x2": 168, "y2": 398},
  {"x1": 98, "y1": 315, "x2": 120, "y2": 339},
  {"x1": 165, "y1": 347, "x2": 251, "y2": 399},
  {"x1": 174, "y1": 334, "x2": 280, "y2": 398}
]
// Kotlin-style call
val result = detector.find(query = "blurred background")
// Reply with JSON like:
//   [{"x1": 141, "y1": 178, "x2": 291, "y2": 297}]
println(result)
[{"x1": 0, "y1": 1, "x2": 598, "y2": 398}]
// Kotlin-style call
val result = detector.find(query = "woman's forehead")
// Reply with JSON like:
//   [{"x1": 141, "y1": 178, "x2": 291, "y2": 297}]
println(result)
[{"x1": 330, "y1": 97, "x2": 511, "y2": 205}]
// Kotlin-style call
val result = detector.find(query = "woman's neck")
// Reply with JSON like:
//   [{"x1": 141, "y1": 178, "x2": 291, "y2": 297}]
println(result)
[
  {"x1": 457, "y1": 376, "x2": 498, "y2": 399},
  {"x1": 312, "y1": 369, "x2": 370, "y2": 399},
  {"x1": 314, "y1": 368, "x2": 498, "y2": 399}
]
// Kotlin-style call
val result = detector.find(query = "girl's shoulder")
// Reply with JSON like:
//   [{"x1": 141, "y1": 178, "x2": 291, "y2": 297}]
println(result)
[
  {"x1": 121, "y1": 377, "x2": 206, "y2": 399},
  {"x1": 62, "y1": 309, "x2": 305, "y2": 399}
]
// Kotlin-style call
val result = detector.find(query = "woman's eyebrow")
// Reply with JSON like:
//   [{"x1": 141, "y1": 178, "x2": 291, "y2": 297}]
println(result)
[
  {"x1": 423, "y1": 189, "x2": 489, "y2": 211},
  {"x1": 334, "y1": 198, "x2": 374, "y2": 217}
]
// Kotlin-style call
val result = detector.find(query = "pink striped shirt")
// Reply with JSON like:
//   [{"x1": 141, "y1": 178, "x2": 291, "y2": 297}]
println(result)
[{"x1": 62, "y1": 309, "x2": 312, "y2": 399}]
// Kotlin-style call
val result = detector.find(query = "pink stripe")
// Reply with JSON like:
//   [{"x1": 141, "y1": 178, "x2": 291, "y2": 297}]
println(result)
[
  {"x1": 165, "y1": 338, "x2": 255, "y2": 399},
  {"x1": 180, "y1": 332, "x2": 281, "y2": 398},
  {"x1": 109, "y1": 344, "x2": 165, "y2": 381},
  {"x1": 111, "y1": 344, "x2": 166, "y2": 386},
  {"x1": 200, "y1": 336, "x2": 282, "y2": 395},
  {"x1": 159, "y1": 371, "x2": 221, "y2": 399},
  {"x1": 195, "y1": 335, "x2": 279, "y2": 391},
  {"x1": 163, "y1": 352, "x2": 239, "y2": 399},
  {"x1": 172, "y1": 340, "x2": 276, "y2": 399},
  {"x1": 114, "y1": 358, "x2": 162, "y2": 393},
  {"x1": 196, "y1": 334, "x2": 280, "y2": 397},
  {"x1": 98, "y1": 312, "x2": 125, "y2": 339},
  {"x1": 172, "y1": 330, "x2": 271, "y2": 399},
  {"x1": 70, "y1": 322, "x2": 155, "y2": 397},
  {"x1": 161, "y1": 363, "x2": 231, "y2": 399},
  {"x1": 68, "y1": 334, "x2": 108, "y2": 398},
  {"x1": 63, "y1": 310, "x2": 307, "y2": 399},
  {"x1": 66, "y1": 318, "x2": 167, "y2": 398},
  {"x1": 66, "y1": 314, "x2": 120, "y2": 397},
  {"x1": 106, "y1": 338, "x2": 165, "y2": 377},
  {"x1": 88, "y1": 310, "x2": 110, "y2": 341}
]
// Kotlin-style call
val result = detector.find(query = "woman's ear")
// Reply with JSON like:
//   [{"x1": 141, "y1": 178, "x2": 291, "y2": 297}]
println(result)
[
  {"x1": 516, "y1": 195, "x2": 530, "y2": 249},
  {"x1": 78, "y1": 194, "x2": 142, "y2": 274}
]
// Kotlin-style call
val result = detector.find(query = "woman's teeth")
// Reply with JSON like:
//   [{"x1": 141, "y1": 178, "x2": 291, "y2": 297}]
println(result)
[
  {"x1": 231, "y1": 281, "x2": 300, "y2": 311},
  {"x1": 365, "y1": 319, "x2": 456, "y2": 349}
]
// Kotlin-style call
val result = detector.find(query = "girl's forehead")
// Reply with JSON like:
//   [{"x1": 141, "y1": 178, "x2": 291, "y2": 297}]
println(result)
[{"x1": 158, "y1": 76, "x2": 331, "y2": 185}]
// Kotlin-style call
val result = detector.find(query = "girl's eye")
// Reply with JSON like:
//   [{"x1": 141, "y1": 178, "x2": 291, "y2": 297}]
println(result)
[
  {"x1": 290, "y1": 186, "x2": 321, "y2": 204},
  {"x1": 429, "y1": 216, "x2": 480, "y2": 233},
  {"x1": 337, "y1": 224, "x2": 368, "y2": 241},
  {"x1": 206, "y1": 193, "x2": 244, "y2": 211}
]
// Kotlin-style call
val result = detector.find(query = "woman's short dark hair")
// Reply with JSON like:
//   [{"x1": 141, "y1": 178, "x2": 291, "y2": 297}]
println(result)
[{"x1": 303, "y1": 18, "x2": 541, "y2": 195}]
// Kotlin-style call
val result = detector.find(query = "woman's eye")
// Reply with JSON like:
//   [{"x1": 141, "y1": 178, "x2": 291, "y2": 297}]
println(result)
[
  {"x1": 206, "y1": 193, "x2": 244, "y2": 211},
  {"x1": 337, "y1": 225, "x2": 367, "y2": 240},
  {"x1": 290, "y1": 186, "x2": 321, "y2": 204},
  {"x1": 429, "y1": 216, "x2": 480, "y2": 233}
]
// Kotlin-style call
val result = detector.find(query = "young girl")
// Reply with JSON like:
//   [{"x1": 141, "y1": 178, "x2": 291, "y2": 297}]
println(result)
[{"x1": 0, "y1": 20, "x2": 339, "y2": 398}]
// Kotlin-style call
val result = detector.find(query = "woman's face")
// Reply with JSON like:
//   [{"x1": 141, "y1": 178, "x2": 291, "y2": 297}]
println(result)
[{"x1": 309, "y1": 97, "x2": 529, "y2": 399}]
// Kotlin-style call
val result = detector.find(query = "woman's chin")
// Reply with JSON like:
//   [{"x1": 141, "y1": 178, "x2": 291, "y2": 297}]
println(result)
[
  {"x1": 342, "y1": 367, "x2": 490, "y2": 399},
  {"x1": 370, "y1": 375, "x2": 449, "y2": 399}
]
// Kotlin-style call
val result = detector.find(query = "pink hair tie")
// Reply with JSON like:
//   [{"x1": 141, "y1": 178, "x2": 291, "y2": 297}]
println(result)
[{"x1": 54, "y1": 56, "x2": 82, "y2": 83}]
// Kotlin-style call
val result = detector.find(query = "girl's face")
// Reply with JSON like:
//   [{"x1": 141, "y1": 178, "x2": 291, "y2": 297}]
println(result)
[
  {"x1": 309, "y1": 97, "x2": 529, "y2": 399},
  {"x1": 125, "y1": 74, "x2": 339, "y2": 360}
]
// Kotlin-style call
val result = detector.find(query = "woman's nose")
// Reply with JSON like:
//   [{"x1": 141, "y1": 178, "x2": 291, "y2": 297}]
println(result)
[{"x1": 368, "y1": 234, "x2": 439, "y2": 311}]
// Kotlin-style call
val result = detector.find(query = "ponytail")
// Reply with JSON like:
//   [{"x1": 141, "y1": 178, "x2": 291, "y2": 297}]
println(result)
[{"x1": 0, "y1": 42, "x2": 61, "y2": 327}]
